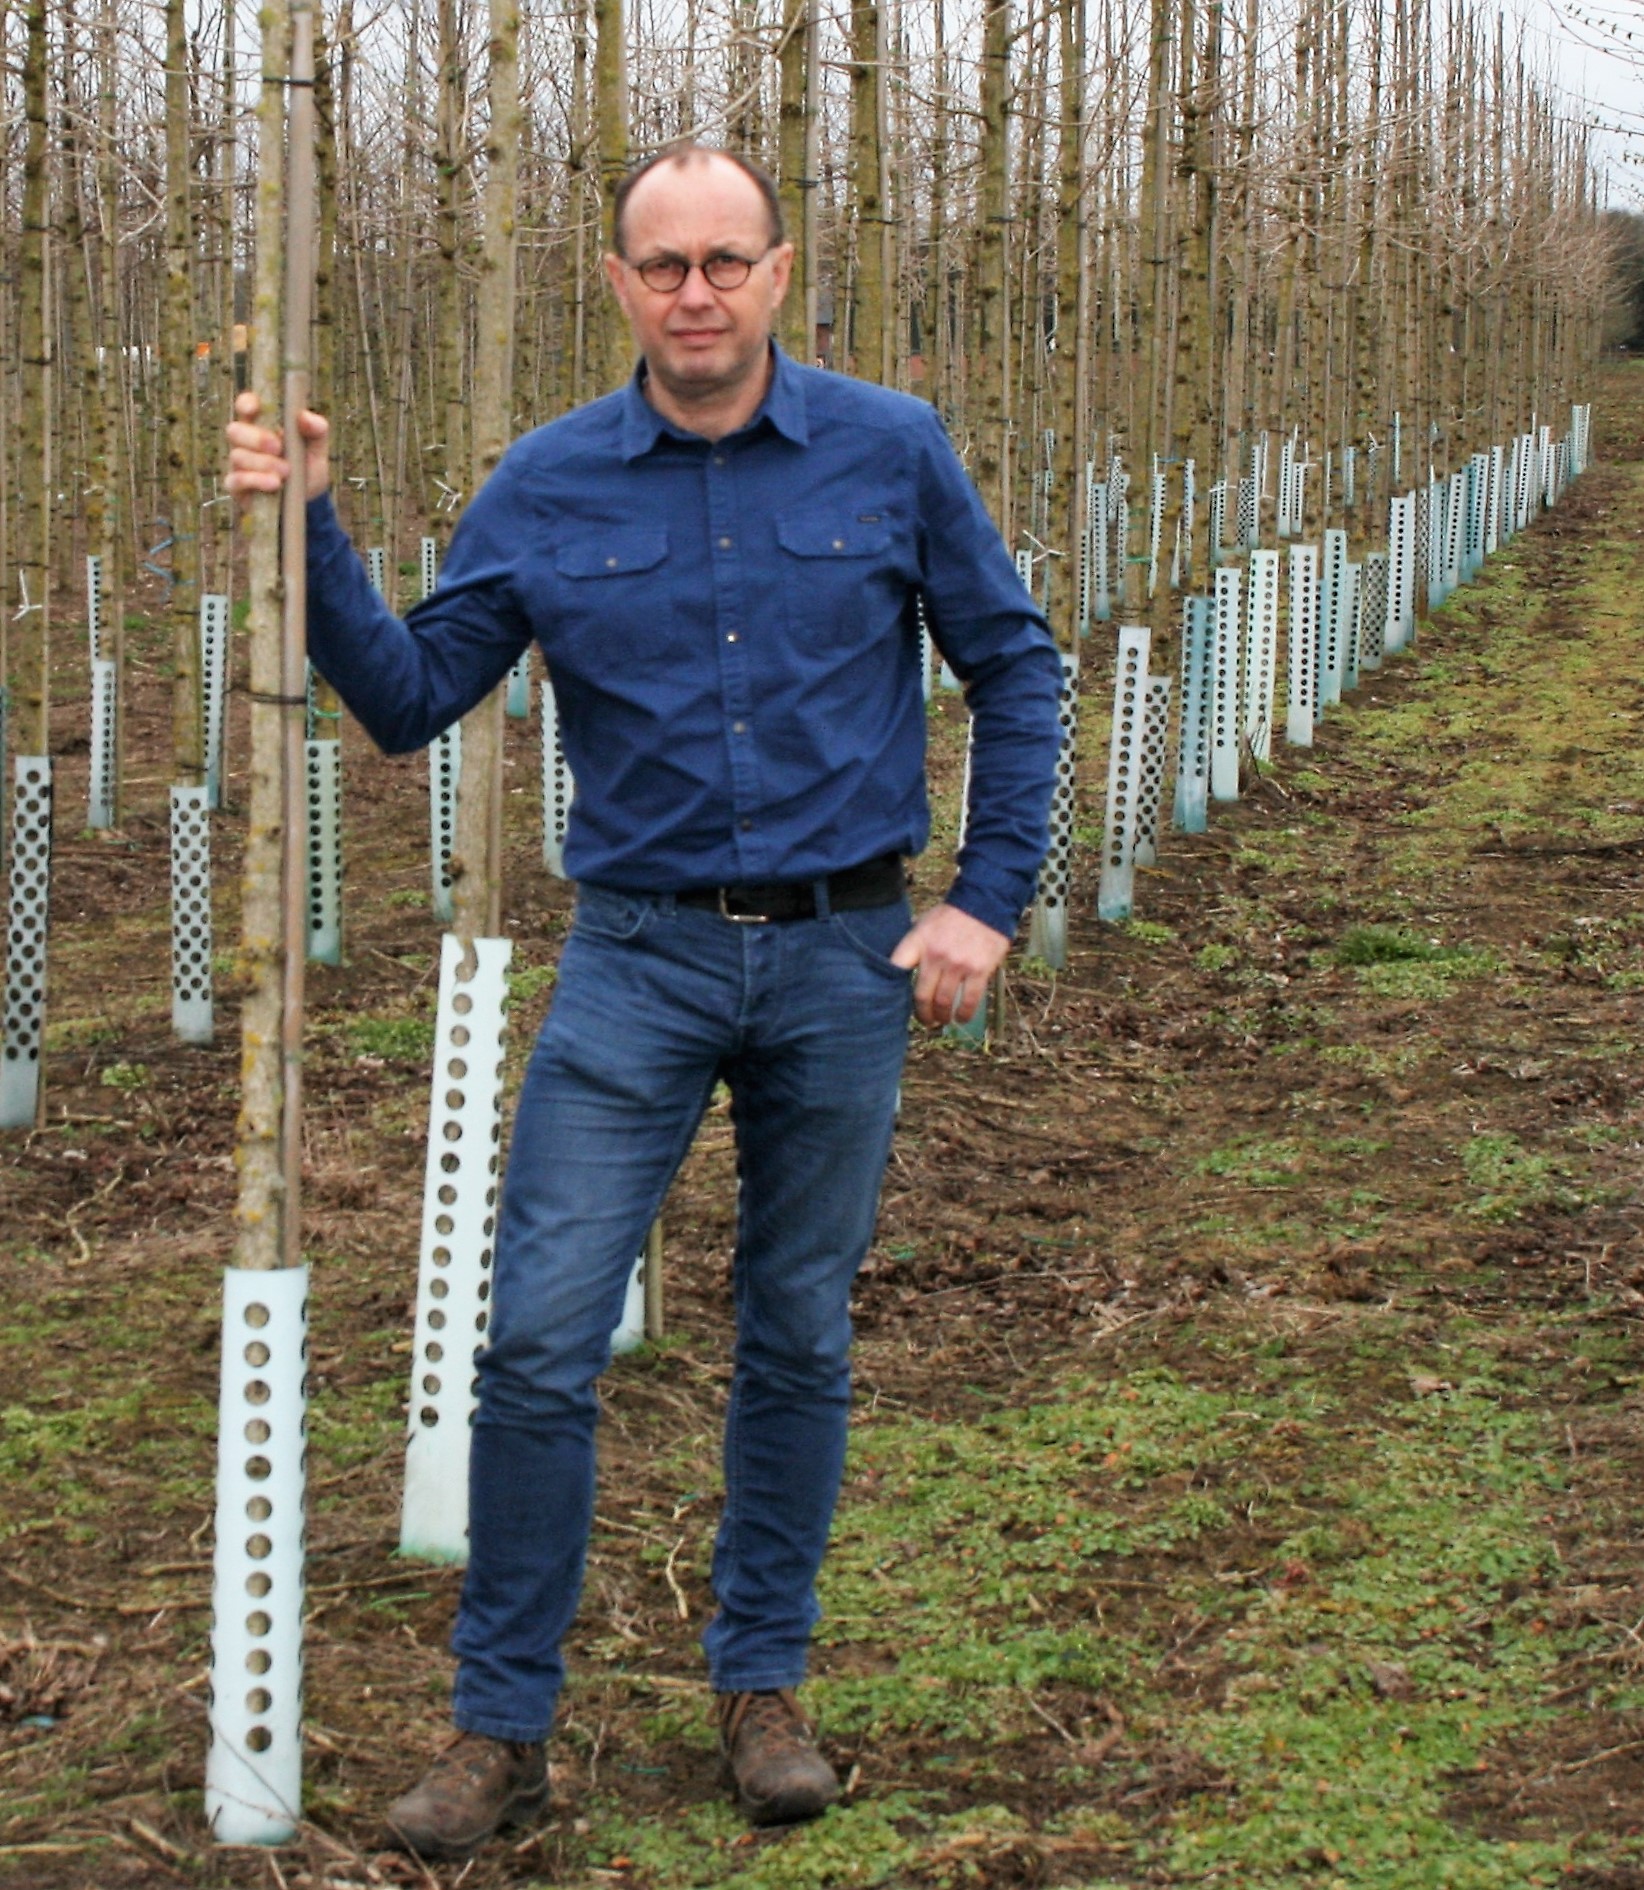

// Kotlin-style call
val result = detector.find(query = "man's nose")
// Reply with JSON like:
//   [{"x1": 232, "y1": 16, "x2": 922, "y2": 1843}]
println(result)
[{"x1": 675, "y1": 265, "x2": 718, "y2": 310}]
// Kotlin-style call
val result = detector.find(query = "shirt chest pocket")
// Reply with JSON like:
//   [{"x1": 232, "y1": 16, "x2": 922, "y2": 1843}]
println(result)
[
  {"x1": 550, "y1": 528, "x2": 673, "y2": 666},
  {"x1": 774, "y1": 511, "x2": 901, "y2": 648}
]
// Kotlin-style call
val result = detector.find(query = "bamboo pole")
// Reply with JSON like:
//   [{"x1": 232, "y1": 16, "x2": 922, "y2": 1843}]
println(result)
[{"x1": 279, "y1": 0, "x2": 318, "y2": 1271}]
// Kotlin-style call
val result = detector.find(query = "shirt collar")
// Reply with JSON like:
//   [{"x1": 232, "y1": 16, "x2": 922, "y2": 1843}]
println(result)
[{"x1": 619, "y1": 342, "x2": 810, "y2": 460}]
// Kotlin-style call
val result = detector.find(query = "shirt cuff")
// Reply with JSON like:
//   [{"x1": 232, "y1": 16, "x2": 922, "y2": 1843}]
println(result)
[{"x1": 943, "y1": 873, "x2": 1030, "y2": 945}]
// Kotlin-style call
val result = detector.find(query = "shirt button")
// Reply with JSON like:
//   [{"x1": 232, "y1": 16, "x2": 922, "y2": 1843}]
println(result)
[
  {"x1": 740, "y1": 819, "x2": 753, "y2": 832},
  {"x1": 713, "y1": 455, "x2": 726, "y2": 467},
  {"x1": 726, "y1": 632, "x2": 739, "y2": 643},
  {"x1": 832, "y1": 538, "x2": 845, "y2": 550},
  {"x1": 732, "y1": 721, "x2": 746, "y2": 734},
  {"x1": 605, "y1": 556, "x2": 619, "y2": 568},
  {"x1": 718, "y1": 535, "x2": 732, "y2": 549}
]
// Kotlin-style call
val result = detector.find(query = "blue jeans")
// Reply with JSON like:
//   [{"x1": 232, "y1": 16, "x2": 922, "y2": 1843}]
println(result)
[{"x1": 450, "y1": 881, "x2": 913, "y2": 1742}]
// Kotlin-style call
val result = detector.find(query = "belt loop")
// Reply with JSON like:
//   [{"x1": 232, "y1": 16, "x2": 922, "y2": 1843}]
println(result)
[{"x1": 813, "y1": 874, "x2": 833, "y2": 920}]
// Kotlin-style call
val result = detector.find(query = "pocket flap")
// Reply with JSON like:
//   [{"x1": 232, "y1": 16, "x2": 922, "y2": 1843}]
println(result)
[
  {"x1": 776, "y1": 514, "x2": 892, "y2": 559},
  {"x1": 555, "y1": 529, "x2": 669, "y2": 579}
]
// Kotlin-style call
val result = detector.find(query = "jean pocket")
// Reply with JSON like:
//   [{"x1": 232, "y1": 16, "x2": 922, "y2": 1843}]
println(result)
[
  {"x1": 571, "y1": 885, "x2": 656, "y2": 943},
  {"x1": 830, "y1": 901, "x2": 915, "y2": 982}
]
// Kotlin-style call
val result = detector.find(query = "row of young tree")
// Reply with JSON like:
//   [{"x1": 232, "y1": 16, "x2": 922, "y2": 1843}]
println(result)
[{"x1": 0, "y1": 0, "x2": 1612, "y2": 808}]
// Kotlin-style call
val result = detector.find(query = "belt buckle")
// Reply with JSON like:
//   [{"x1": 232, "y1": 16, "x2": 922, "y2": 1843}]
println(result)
[{"x1": 718, "y1": 886, "x2": 772, "y2": 924}]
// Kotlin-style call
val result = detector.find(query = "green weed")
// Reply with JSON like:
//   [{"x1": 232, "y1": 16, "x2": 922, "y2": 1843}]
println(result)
[{"x1": 345, "y1": 1013, "x2": 436, "y2": 1061}]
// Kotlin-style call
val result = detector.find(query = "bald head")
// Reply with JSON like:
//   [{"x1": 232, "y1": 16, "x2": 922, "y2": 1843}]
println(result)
[{"x1": 612, "y1": 144, "x2": 783, "y2": 260}]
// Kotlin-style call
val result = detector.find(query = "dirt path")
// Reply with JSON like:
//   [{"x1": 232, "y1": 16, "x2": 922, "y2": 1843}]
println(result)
[{"x1": 5, "y1": 365, "x2": 1644, "y2": 1887}]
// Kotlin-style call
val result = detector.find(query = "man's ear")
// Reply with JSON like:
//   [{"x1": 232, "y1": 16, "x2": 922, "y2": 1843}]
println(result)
[
  {"x1": 769, "y1": 242, "x2": 796, "y2": 309},
  {"x1": 602, "y1": 252, "x2": 628, "y2": 304}
]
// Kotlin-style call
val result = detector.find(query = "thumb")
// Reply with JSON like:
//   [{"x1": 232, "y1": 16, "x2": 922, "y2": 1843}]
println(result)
[
  {"x1": 889, "y1": 927, "x2": 923, "y2": 971},
  {"x1": 297, "y1": 409, "x2": 329, "y2": 444}
]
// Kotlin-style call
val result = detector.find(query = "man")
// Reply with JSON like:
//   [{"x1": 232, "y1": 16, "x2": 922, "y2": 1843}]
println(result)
[{"x1": 227, "y1": 142, "x2": 1061, "y2": 1862}]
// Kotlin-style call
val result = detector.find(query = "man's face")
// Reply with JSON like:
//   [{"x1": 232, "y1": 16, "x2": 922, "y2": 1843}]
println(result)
[{"x1": 604, "y1": 155, "x2": 793, "y2": 414}]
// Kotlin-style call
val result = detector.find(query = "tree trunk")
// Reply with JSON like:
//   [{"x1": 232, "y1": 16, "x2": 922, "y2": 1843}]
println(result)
[{"x1": 165, "y1": 0, "x2": 202, "y2": 783}]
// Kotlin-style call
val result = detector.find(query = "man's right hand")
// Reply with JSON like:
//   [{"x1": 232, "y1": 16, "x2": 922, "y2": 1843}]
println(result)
[{"x1": 225, "y1": 390, "x2": 331, "y2": 507}]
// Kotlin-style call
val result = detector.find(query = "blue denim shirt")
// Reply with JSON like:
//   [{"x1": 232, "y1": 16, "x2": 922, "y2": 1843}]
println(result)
[{"x1": 306, "y1": 346, "x2": 1063, "y2": 939}]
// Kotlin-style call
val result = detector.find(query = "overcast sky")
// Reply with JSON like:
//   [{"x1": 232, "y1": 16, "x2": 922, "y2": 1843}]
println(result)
[{"x1": 1511, "y1": 0, "x2": 1644, "y2": 203}]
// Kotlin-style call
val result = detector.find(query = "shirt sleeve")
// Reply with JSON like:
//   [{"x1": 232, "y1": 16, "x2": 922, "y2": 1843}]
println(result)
[
  {"x1": 913, "y1": 409, "x2": 1065, "y2": 940},
  {"x1": 306, "y1": 459, "x2": 534, "y2": 756}
]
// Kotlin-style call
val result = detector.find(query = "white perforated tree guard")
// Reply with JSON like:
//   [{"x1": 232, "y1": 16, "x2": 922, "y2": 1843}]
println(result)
[
  {"x1": 611, "y1": 1254, "x2": 648, "y2": 1355},
  {"x1": 1486, "y1": 445, "x2": 1504, "y2": 555},
  {"x1": 1028, "y1": 651, "x2": 1080, "y2": 969},
  {"x1": 1277, "y1": 435, "x2": 1295, "y2": 538},
  {"x1": 540, "y1": 681, "x2": 572, "y2": 880},
  {"x1": 1343, "y1": 445, "x2": 1356, "y2": 509},
  {"x1": 0, "y1": 757, "x2": 52, "y2": 1129},
  {"x1": 1208, "y1": 481, "x2": 1226, "y2": 568},
  {"x1": 1320, "y1": 529, "x2": 1349, "y2": 708},
  {"x1": 506, "y1": 649, "x2": 531, "y2": 720},
  {"x1": 1177, "y1": 459, "x2": 1196, "y2": 589},
  {"x1": 1237, "y1": 474, "x2": 1256, "y2": 551},
  {"x1": 1146, "y1": 470, "x2": 1164, "y2": 596},
  {"x1": 429, "y1": 725, "x2": 461, "y2": 923},
  {"x1": 87, "y1": 553, "x2": 104, "y2": 663},
  {"x1": 1443, "y1": 471, "x2": 1465, "y2": 600},
  {"x1": 401, "y1": 933, "x2": 512, "y2": 1562},
  {"x1": 1392, "y1": 411, "x2": 1403, "y2": 486},
  {"x1": 1423, "y1": 477, "x2": 1443, "y2": 612},
  {"x1": 1210, "y1": 566, "x2": 1243, "y2": 801},
  {"x1": 1360, "y1": 554, "x2": 1388, "y2": 673},
  {"x1": 1341, "y1": 562, "x2": 1363, "y2": 694},
  {"x1": 367, "y1": 546, "x2": 386, "y2": 595},
  {"x1": 205, "y1": 1264, "x2": 308, "y2": 1845},
  {"x1": 1173, "y1": 596, "x2": 1213, "y2": 834},
  {"x1": 1466, "y1": 455, "x2": 1488, "y2": 579},
  {"x1": 89, "y1": 659, "x2": 117, "y2": 830},
  {"x1": 305, "y1": 741, "x2": 342, "y2": 966},
  {"x1": 1286, "y1": 545, "x2": 1318, "y2": 748},
  {"x1": 201, "y1": 594, "x2": 230, "y2": 811},
  {"x1": 1243, "y1": 549, "x2": 1280, "y2": 764},
  {"x1": 1514, "y1": 433, "x2": 1534, "y2": 534},
  {"x1": 1133, "y1": 675, "x2": 1172, "y2": 867},
  {"x1": 1091, "y1": 480, "x2": 1111, "y2": 621},
  {"x1": 170, "y1": 785, "x2": 213, "y2": 1045},
  {"x1": 1386, "y1": 493, "x2": 1416, "y2": 652},
  {"x1": 420, "y1": 535, "x2": 440, "y2": 601},
  {"x1": 1077, "y1": 467, "x2": 1093, "y2": 633},
  {"x1": 1097, "y1": 625, "x2": 1150, "y2": 922}
]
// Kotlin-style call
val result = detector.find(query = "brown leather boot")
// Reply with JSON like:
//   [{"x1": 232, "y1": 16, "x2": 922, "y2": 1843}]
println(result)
[
  {"x1": 383, "y1": 1730, "x2": 549, "y2": 1860},
  {"x1": 716, "y1": 1689, "x2": 839, "y2": 1826}
]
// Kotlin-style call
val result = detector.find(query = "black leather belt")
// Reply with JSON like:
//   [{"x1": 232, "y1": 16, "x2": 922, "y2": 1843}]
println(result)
[{"x1": 678, "y1": 853, "x2": 905, "y2": 924}]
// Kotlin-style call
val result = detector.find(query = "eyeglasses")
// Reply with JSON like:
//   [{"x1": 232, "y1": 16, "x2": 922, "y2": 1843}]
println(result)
[{"x1": 628, "y1": 246, "x2": 774, "y2": 294}]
